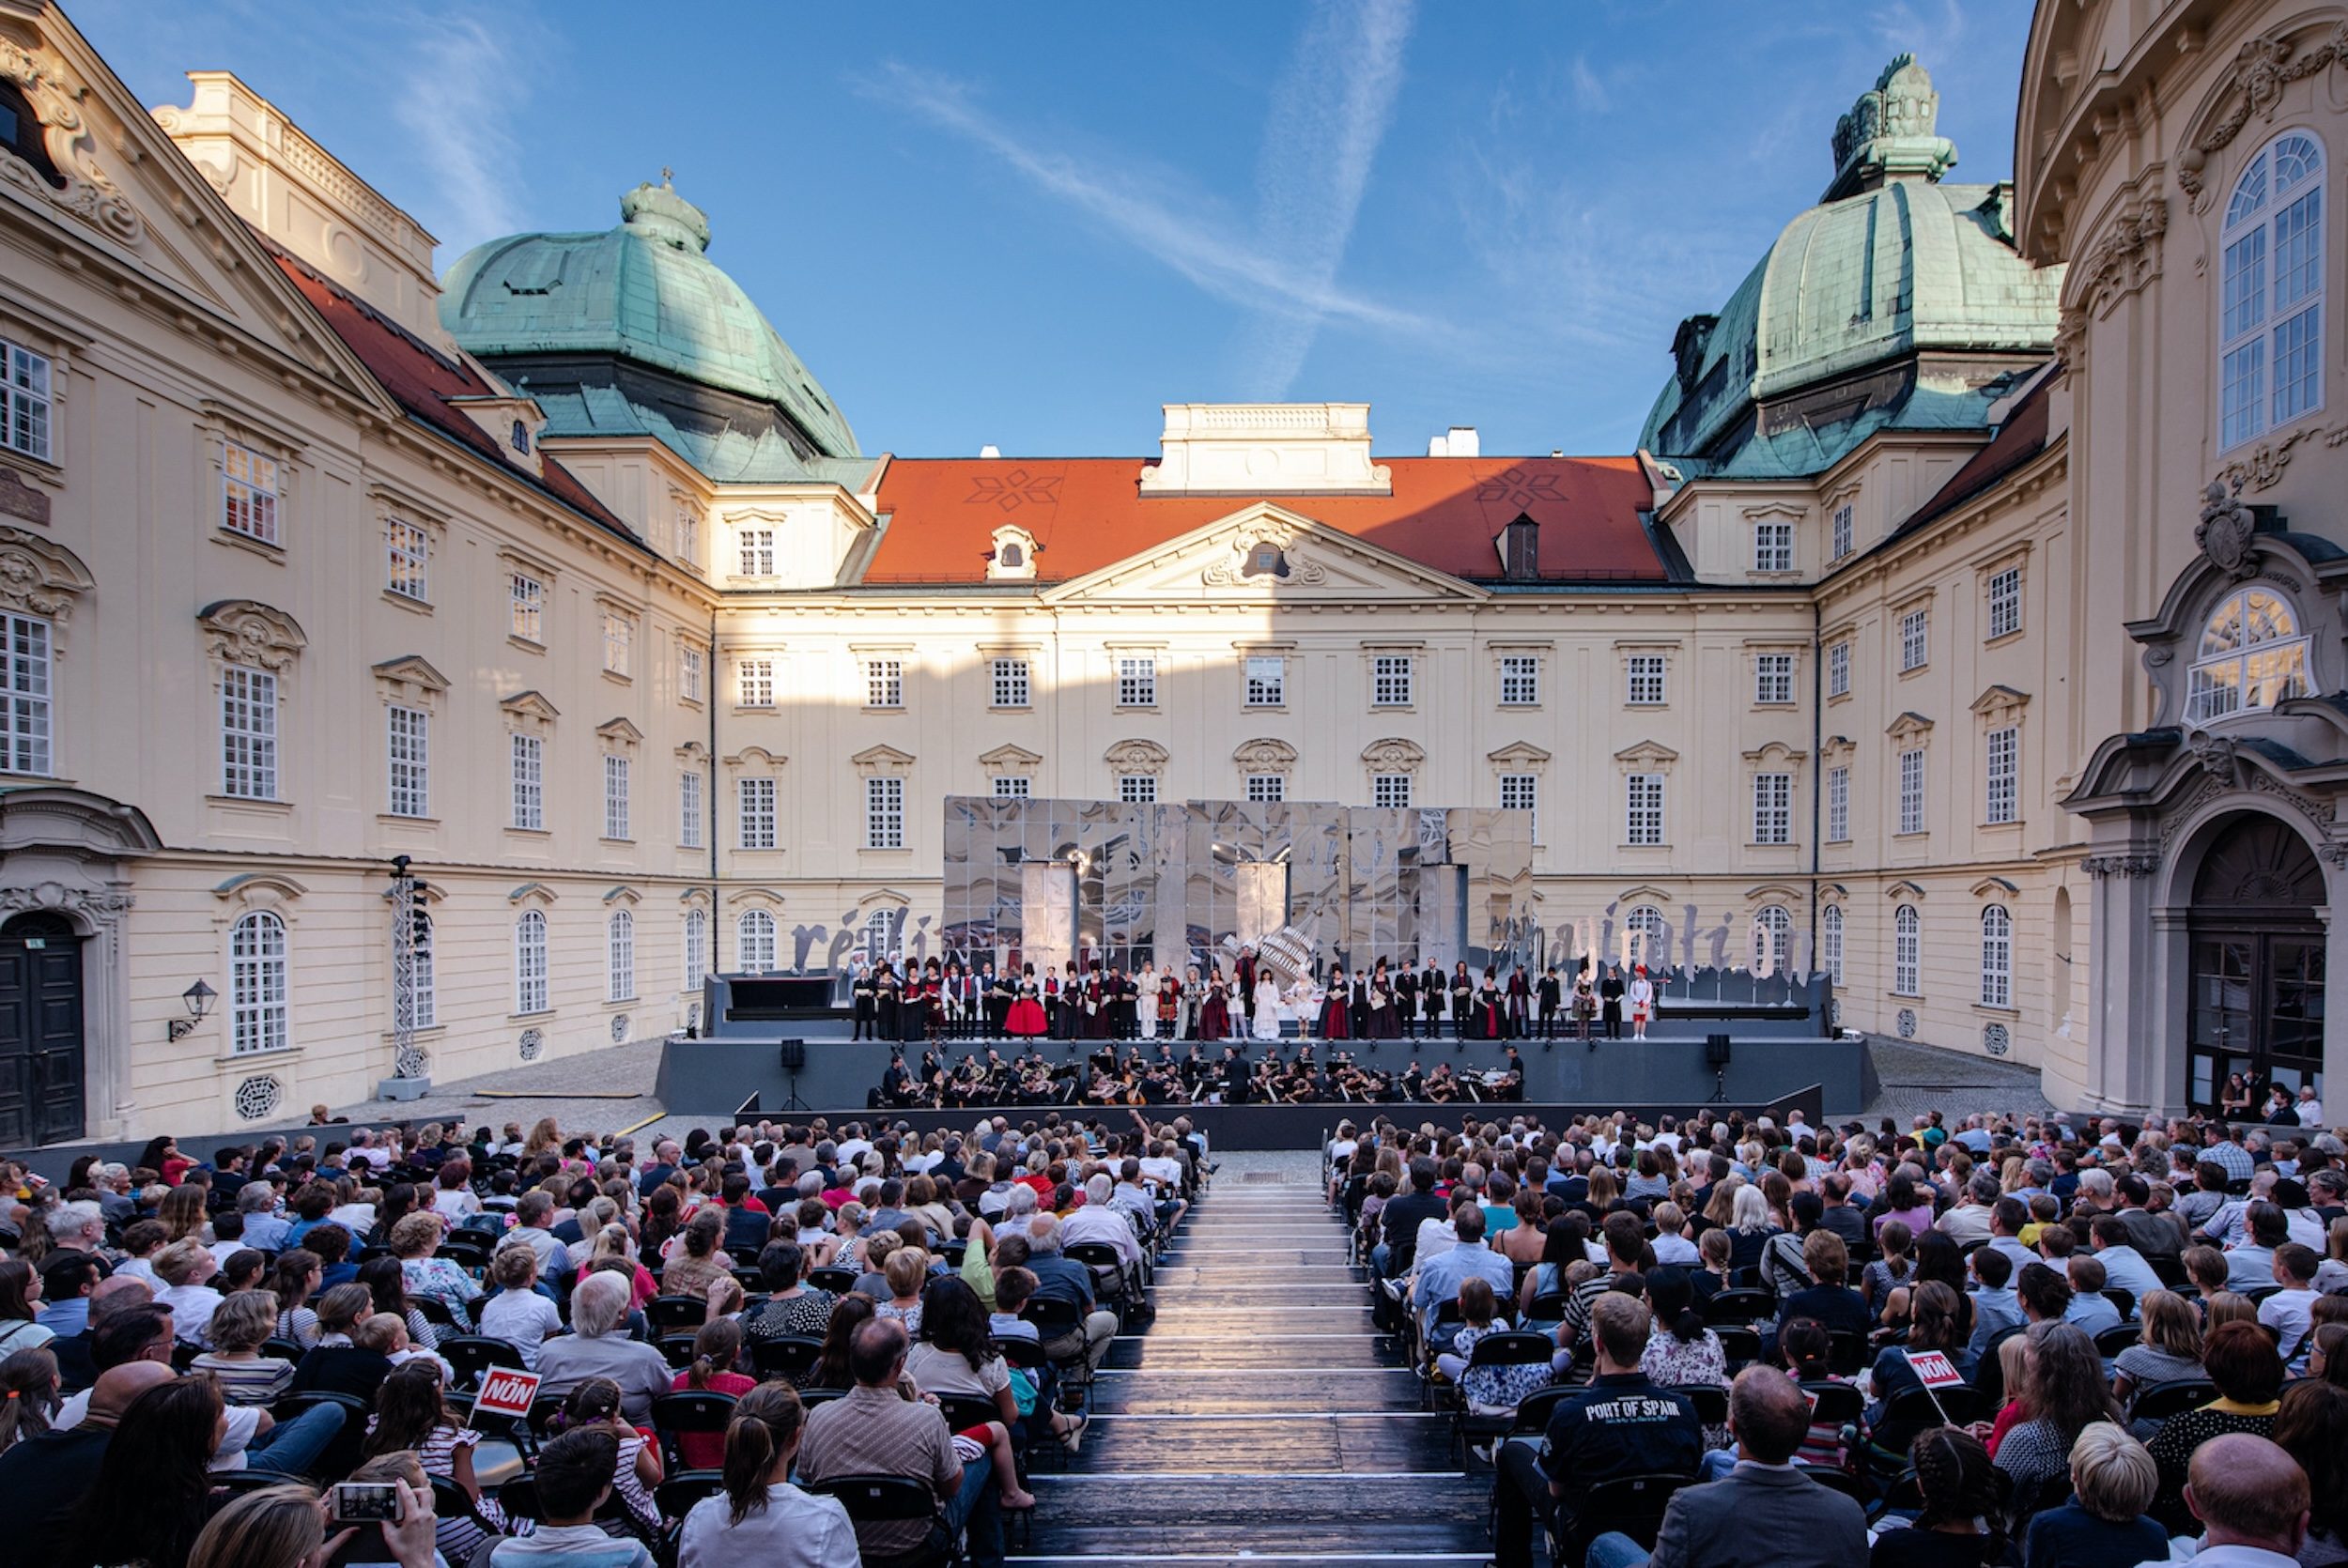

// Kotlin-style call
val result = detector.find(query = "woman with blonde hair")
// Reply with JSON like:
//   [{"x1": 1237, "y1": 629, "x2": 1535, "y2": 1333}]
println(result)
[
  {"x1": 2112, "y1": 1289, "x2": 2203, "y2": 1416},
  {"x1": 878, "y1": 1246, "x2": 929, "y2": 1336},
  {"x1": 521, "y1": 1115, "x2": 563, "y2": 1159},
  {"x1": 2018, "y1": 1422, "x2": 2164, "y2": 1567},
  {"x1": 588, "y1": 1221, "x2": 658, "y2": 1308},
  {"x1": 188, "y1": 1479, "x2": 437, "y2": 1568}
]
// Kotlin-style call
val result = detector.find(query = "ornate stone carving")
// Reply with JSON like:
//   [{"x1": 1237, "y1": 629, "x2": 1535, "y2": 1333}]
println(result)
[
  {"x1": 1201, "y1": 528, "x2": 1329, "y2": 587},
  {"x1": 2188, "y1": 730, "x2": 2239, "y2": 787},
  {"x1": 0, "y1": 38, "x2": 144, "y2": 246},
  {"x1": 0, "y1": 526, "x2": 92, "y2": 650},
  {"x1": 2214, "y1": 422, "x2": 2348, "y2": 493},
  {"x1": 1231, "y1": 737, "x2": 1298, "y2": 771},
  {"x1": 198, "y1": 599, "x2": 307, "y2": 671},
  {"x1": 0, "y1": 880, "x2": 133, "y2": 918},
  {"x1": 2072, "y1": 196, "x2": 2168, "y2": 320},
  {"x1": 1359, "y1": 737, "x2": 1426, "y2": 773},
  {"x1": 2195, "y1": 481, "x2": 2258, "y2": 576},
  {"x1": 2178, "y1": 23, "x2": 2348, "y2": 208},
  {"x1": 1103, "y1": 738, "x2": 1169, "y2": 772},
  {"x1": 2081, "y1": 853, "x2": 2159, "y2": 879}
]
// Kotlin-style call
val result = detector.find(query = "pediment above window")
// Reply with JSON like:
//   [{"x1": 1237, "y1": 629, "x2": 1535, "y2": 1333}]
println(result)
[
  {"x1": 1970, "y1": 685, "x2": 2031, "y2": 724},
  {"x1": 1887, "y1": 711, "x2": 1936, "y2": 745},
  {"x1": 1614, "y1": 740, "x2": 1680, "y2": 771},
  {"x1": 1359, "y1": 737, "x2": 1426, "y2": 773}
]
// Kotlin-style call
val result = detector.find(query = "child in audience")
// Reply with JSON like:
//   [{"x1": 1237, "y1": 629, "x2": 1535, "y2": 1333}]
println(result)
[
  {"x1": 363, "y1": 1360, "x2": 506, "y2": 1564},
  {"x1": 1435, "y1": 1278, "x2": 1547, "y2": 1412},
  {"x1": 2018, "y1": 1192, "x2": 2060, "y2": 1250},
  {"x1": 490, "y1": 1427, "x2": 653, "y2": 1568},
  {"x1": 1863, "y1": 1220, "x2": 1913, "y2": 1321},
  {"x1": 2020, "y1": 1421, "x2": 2166, "y2": 1568},
  {"x1": 670, "y1": 1317, "x2": 753, "y2": 1469},
  {"x1": 479, "y1": 1244, "x2": 563, "y2": 1370},
  {"x1": 191, "y1": 1292, "x2": 295, "y2": 1406},
  {"x1": 551, "y1": 1376, "x2": 663, "y2": 1539}
]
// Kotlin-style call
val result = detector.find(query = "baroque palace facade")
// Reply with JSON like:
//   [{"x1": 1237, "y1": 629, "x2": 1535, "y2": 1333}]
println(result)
[{"x1": 0, "y1": 0, "x2": 2339, "y2": 1141}]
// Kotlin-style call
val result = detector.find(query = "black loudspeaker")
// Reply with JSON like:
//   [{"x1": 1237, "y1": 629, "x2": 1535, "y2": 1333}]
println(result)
[
  {"x1": 779, "y1": 1039, "x2": 807, "y2": 1071},
  {"x1": 1705, "y1": 1033, "x2": 1732, "y2": 1068}
]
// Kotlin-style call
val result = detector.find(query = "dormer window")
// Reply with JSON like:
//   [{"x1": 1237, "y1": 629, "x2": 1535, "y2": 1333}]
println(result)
[
  {"x1": 1244, "y1": 543, "x2": 1289, "y2": 578},
  {"x1": 0, "y1": 82, "x2": 63, "y2": 190},
  {"x1": 510, "y1": 420, "x2": 530, "y2": 454},
  {"x1": 987, "y1": 526, "x2": 1038, "y2": 581},
  {"x1": 997, "y1": 542, "x2": 1023, "y2": 569}
]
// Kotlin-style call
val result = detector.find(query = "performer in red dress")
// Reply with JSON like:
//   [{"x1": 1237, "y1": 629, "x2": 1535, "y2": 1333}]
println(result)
[
  {"x1": 1317, "y1": 966, "x2": 1352, "y2": 1040},
  {"x1": 1005, "y1": 962, "x2": 1048, "y2": 1037}
]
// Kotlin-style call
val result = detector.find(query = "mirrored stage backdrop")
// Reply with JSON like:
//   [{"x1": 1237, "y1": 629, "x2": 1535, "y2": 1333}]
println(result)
[{"x1": 940, "y1": 795, "x2": 1532, "y2": 977}]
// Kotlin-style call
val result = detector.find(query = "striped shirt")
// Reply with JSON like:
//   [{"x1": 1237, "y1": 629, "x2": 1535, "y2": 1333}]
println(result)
[{"x1": 191, "y1": 1353, "x2": 293, "y2": 1406}]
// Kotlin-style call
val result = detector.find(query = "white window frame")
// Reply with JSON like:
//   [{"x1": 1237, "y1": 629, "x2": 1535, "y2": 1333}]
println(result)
[
  {"x1": 1826, "y1": 763, "x2": 1850, "y2": 843},
  {"x1": 863, "y1": 909, "x2": 895, "y2": 963},
  {"x1": 608, "y1": 909, "x2": 636, "y2": 1003},
  {"x1": 2220, "y1": 129, "x2": 2325, "y2": 451},
  {"x1": 229, "y1": 910, "x2": 288, "y2": 1055},
  {"x1": 1118, "y1": 774, "x2": 1158, "y2": 805},
  {"x1": 1822, "y1": 905, "x2": 1845, "y2": 986},
  {"x1": 1752, "y1": 905, "x2": 1792, "y2": 976},
  {"x1": 1116, "y1": 655, "x2": 1157, "y2": 708},
  {"x1": 1753, "y1": 772, "x2": 1792, "y2": 845},
  {"x1": 679, "y1": 645, "x2": 703, "y2": 705},
  {"x1": 1897, "y1": 748, "x2": 1925, "y2": 836},
  {"x1": 1, "y1": 338, "x2": 53, "y2": 462},
  {"x1": 1627, "y1": 653, "x2": 1666, "y2": 706},
  {"x1": 1625, "y1": 773, "x2": 1665, "y2": 846},
  {"x1": 1986, "y1": 566, "x2": 2022, "y2": 640},
  {"x1": 2188, "y1": 587, "x2": 2312, "y2": 723},
  {"x1": 1893, "y1": 904, "x2": 1921, "y2": 997},
  {"x1": 1499, "y1": 654, "x2": 1540, "y2": 707},
  {"x1": 683, "y1": 909, "x2": 708, "y2": 994},
  {"x1": 679, "y1": 770, "x2": 703, "y2": 849},
  {"x1": 866, "y1": 657, "x2": 904, "y2": 710},
  {"x1": 1754, "y1": 653, "x2": 1795, "y2": 705},
  {"x1": 1625, "y1": 904, "x2": 1668, "y2": 968},
  {"x1": 384, "y1": 517, "x2": 429, "y2": 601},
  {"x1": 739, "y1": 527, "x2": 777, "y2": 577},
  {"x1": 603, "y1": 753, "x2": 630, "y2": 840},
  {"x1": 0, "y1": 612, "x2": 54, "y2": 776},
  {"x1": 509, "y1": 573, "x2": 544, "y2": 643},
  {"x1": 1828, "y1": 639, "x2": 1850, "y2": 699},
  {"x1": 1244, "y1": 655, "x2": 1286, "y2": 708},
  {"x1": 992, "y1": 775, "x2": 1031, "y2": 799},
  {"x1": 1245, "y1": 773, "x2": 1285, "y2": 802},
  {"x1": 738, "y1": 776, "x2": 777, "y2": 850},
  {"x1": 992, "y1": 657, "x2": 1031, "y2": 709},
  {"x1": 514, "y1": 909, "x2": 548, "y2": 1014},
  {"x1": 511, "y1": 732, "x2": 544, "y2": 831},
  {"x1": 1372, "y1": 773, "x2": 1412, "y2": 809},
  {"x1": 1899, "y1": 607, "x2": 1929, "y2": 671},
  {"x1": 1980, "y1": 905, "x2": 2013, "y2": 1008},
  {"x1": 866, "y1": 775, "x2": 905, "y2": 847},
  {"x1": 739, "y1": 657, "x2": 775, "y2": 709},
  {"x1": 602, "y1": 610, "x2": 633, "y2": 677},
  {"x1": 1831, "y1": 503, "x2": 1854, "y2": 561},
  {"x1": 1985, "y1": 725, "x2": 2018, "y2": 825},
  {"x1": 1753, "y1": 518, "x2": 1794, "y2": 573},
  {"x1": 737, "y1": 909, "x2": 778, "y2": 974},
  {"x1": 220, "y1": 663, "x2": 279, "y2": 801},
  {"x1": 1499, "y1": 772, "x2": 1537, "y2": 842},
  {"x1": 1371, "y1": 654, "x2": 1413, "y2": 707},
  {"x1": 222, "y1": 440, "x2": 280, "y2": 546},
  {"x1": 408, "y1": 914, "x2": 436, "y2": 1031},
  {"x1": 386, "y1": 704, "x2": 428, "y2": 819}
]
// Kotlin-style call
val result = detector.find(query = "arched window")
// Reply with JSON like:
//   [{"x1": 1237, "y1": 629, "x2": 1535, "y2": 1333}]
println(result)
[
  {"x1": 1893, "y1": 904, "x2": 1921, "y2": 997},
  {"x1": 1751, "y1": 905, "x2": 1792, "y2": 976},
  {"x1": 2188, "y1": 587, "x2": 2309, "y2": 722},
  {"x1": 608, "y1": 910, "x2": 636, "y2": 1003},
  {"x1": 1623, "y1": 904, "x2": 1668, "y2": 969},
  {"x1": 682, "y1": 909, "x2": 708, "y2": 994},
  {"x1": 864, "y1": 908, "x2": 895, "y2": 963},
  {"x1": 1821, "y1": 905, "x2": 1845, "y2": 987},
  {"x1": 738, "y1": 910, "x2": 777, "y2": 974},
  {"x1": 229, "y1": 911, "x2": 288, "y2": 1055},
  {"x1": 997, "y1": 542, "x2": 1022, "y2": 568},
  {"x1": 515, "y1": 910, "x2": 548, "y2": 1014},
  {"x1": 2220, "y1": 131, "x2": 2325, "y2": 448},
  {"x1": 1980, "y1": 905, "x2": 2012, "y2": 1008}
]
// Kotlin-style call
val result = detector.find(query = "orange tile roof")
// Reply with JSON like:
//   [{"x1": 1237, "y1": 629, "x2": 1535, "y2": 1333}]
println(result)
[{"x1": 864, "y1": 454, "x2": 1664, "y2": 586}]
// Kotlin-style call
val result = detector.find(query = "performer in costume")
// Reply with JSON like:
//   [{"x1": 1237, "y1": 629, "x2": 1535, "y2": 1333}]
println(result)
[
  {"x1": 1251, "y1": 967, "x2": 1282, "y2": 1041},
  {"x1": 1317, "y1": 966, "x2": 1352, "y2": 1040},
  {"x1": 1474, "y1": 968, "x2": 1504, "y2": 1040},
  {"x1": 874, "y1": 962, "x2": 903, "y2": 1042},
  {"x1": 1157, "y1": 971, "x2": 1181, "y2": 1041},
  {"x1": 1421, "y1": 960, "x2": 1445, "y2": 1039},
  {"x1": 1179, "y1": 967, "x2": 1201, "y2": 1041},
  {"x1": 942, "y1": 961, "x2": 967, "y2": 1041},
  {"x1": 1627, "y1": 963, "x2": 1656, "y2": 1040},
  {"x1": 851, "y1": 961, "x2": 876, "y2": 1041},
  {"x1": 1198, "y1": 969, "x2": 1232, "y2": 1040},
  {"x1": 1571, "y1": 972, "x2": 1598, "y2": 1044},
  {"x1": 1449, "y1": 961, "x2": 1474, "y2": 1040},
  {"x1": 1367, "y1": 961, "x2": 1401, "y2": 1039},
  {"x1": 918, "y1": 958, "x2": 945, "y2": 1044},
  {"x1": 1395, "y1": 963, "x2": 1418, "y2": 1040},
  {"x1": 1005, "y1": 963, "x2": 1048, "y2": 1037},
  {"x1": 1600, "y1": 962, "x2": 1626, "y2": 1039},
  {"x1": 1537, "y1": 965, "x2": 1561, "y2": 1040},
  {"x1": 1505, "y1": 965, "x2": 1531, "y2": 1038},
  {"x1": 1135, "y1": 962, "x2": 1158, "y2": 1041}
]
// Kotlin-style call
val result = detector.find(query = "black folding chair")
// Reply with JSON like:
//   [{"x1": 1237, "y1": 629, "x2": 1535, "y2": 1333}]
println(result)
[
  {"x1": 1555, "y1": 1472, "x2": 1691, "y2": 1565},
  {"x1": 1826, "y1": 1330, "x2": 1869, "y2": 1376},
  {"x1": 808, "y1": 1267, "x2": 859, "y2": 1295},
  {"x1": 1703, "y1": 1288, "x2": 1777, "y2": 1326},
  {"x1": 1451, "y1": 1330, "x2": 1557, "y2": 1461},
  {"x1": 749, "y1": 1333, "x2": 826, "y2": 1383},
  {"x1": 438, "y1": 1333, "x2": 528, "y2": 1391},
  {"x1": 650, "y1": 1390, "x2": 739, "y2": 1473},
  {"x1": 805, "y1": 1473, "x2": 960, "y2": 1568},
  {"x1": 657, "y1": 1332, "x2": 702, "y2": 1370},
  {"x1": 436, "y1": 1235, "x2": 494, "y2": 1271},
  {"x1": 2128, "y1": 1378, "x2": 2217, "y2": 1424},
  {"x1": 1715, "y1": 1327, "x2": 1764, "y2": 1371},
  {"x1": 1670, "y1": 1382, "x2": 1729, "y2": 1427},
  {"x1": 2094, "y1": 1323, "x2": 2142, "y2": 1359},
  {"x1": 646, "y1": 1294, "x2": 709, "y2": 1334},
  {"x1": 270, "y1": 1390, "x2": 372, "y2": 1481}
]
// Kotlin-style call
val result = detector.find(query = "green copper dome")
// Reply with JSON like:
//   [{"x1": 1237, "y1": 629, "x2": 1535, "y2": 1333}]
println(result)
[
  {"x1": 439, "y1": 179, "x2": 859, "y2": 462},
  {"x1": 1641, "y1": 57, "x2": 2062, "y2": 474}
]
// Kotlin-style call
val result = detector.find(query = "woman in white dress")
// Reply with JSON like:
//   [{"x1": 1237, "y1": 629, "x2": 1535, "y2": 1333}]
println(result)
[
  {"x1": 1251, "y1": 973, "x2": 1283, "y2": 1041},
  {"x1": 1135, "y1": 963, "x2": 1158, "y2": 1041}
]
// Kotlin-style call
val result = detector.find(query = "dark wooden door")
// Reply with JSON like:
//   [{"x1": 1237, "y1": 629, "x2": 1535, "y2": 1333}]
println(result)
[
  {"x1": 2186, "y1": 815, "x2": 2327, "y2": 1113},
  {"x1": 0, "y1": 912, "x2": 85, "y2": 1145}
]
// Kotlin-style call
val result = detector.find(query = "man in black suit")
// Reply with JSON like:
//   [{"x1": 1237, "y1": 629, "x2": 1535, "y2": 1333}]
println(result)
[
  {"x1": 1394, "y1": 966, "x2": 1418, "y2": 1039},
  {"x1": 1599, "y1": 963, "x2": 1627, "y2": 1039},
  {"x1": 1591, "y1": 1364, "x2": 1867, "y2": 1568},
  {"x1": 1491, "y1": 1294, "x2": 1703, "y2": 1568}
]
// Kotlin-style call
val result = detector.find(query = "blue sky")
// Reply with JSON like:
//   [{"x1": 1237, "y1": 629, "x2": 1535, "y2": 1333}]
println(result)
[{"x1": 73, "y1": 0, "x2": 2034, "y2": 459}]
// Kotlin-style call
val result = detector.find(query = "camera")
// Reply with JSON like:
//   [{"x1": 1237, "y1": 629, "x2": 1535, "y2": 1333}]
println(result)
[{"x1": 330, "y1": 1482, "x2": 403, "y2": 1525}]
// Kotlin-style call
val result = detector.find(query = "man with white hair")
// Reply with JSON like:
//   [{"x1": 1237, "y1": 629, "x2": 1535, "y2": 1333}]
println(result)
[
  {"x1": 1024, "y1": 1213, "x2": 1120, "y2": 1370},
  {"x1": 1062, "y1": 1172, "x2": 1145, "y2": 1284},
  {"x1": 49, "y1": 1200, "x2": 105, "y2": 1259},
  {"x1": 536, "y1": 1268, "x2": 671, "y2": 1421}
]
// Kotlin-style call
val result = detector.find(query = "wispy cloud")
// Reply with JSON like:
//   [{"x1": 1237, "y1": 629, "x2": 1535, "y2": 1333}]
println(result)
[
  {"x1": 1568, "y1": 54, "x2": 1611, "y2": 115},
  {"x1": 857, "y1": 0, "x2": 1430, "y2": 397},
  {"x1": 393, "y1": 9, "x2": 530, "y2": 247}
]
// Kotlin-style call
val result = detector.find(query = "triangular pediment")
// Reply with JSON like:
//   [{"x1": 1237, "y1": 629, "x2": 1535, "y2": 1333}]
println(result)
[
  {"x1": 0, "y1": 15, "x2": 385, "y2": 408},
  {"x1": 1041, "y1": 502, "x2": 1489, "y2": 606},
  {"x1": 370, "y1": 654, "x2": 449, "y2": 692},
  {"x1": 978, "y1": 743, "x2": 1042, "y2": 768}
]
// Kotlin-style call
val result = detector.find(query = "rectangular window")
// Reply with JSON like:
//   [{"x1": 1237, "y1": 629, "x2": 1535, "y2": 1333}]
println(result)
[
  {"x1": 1372, "y1": 654, "x2": 1413, "y2": 707},
  {"x1": 1499, "y1": 654, "x2": 1540, "y2": 706},
  {"x1": 603, "y1": 754, "x2": 630, "y2": 839},
  {"x1": 865, "y1": 657, "x2": 903, "y2": 709},
  {"x1": 1372, "y1": 773, "x2": 1412, "y2": 809},
  {"x1": 1244, "y1": 655, "x2": 1286, "y2": 708},
  {"x1": 992, "y1": 775, "x2": 1030, "y2": 798},
  {"x1": 679, "y1": 770, "x2": 703, "y2": 849},
  {"x1": 1831, "y1": 503, "x2": 1854, "y2": 561},
  {"x1": 679, "y1": 645, "x2": 703, "y2": 704},
  {"x1": 683, "y1": 912, "x2": 708, "y2": 996},
  {"x1": 2272, "y1": 297, "x2": 2322, "y2": 426},
  {"x1": 1117, "y1": 655, "x2": 1156, "y2": 707},
  {"x1": 602, "y1": 611, "x2": 633, "y2": 677},
  {"x1": 673, "y1": 504, "x2": 700, "y2": 567},
  {"x1": 1625, "y1": 774, "x2": 1664, "y2": 845},
  {"x1": 515, "y1": 914, "x2": 548, "y2": 1015},
  {"x1": 1985, "y1": 725, "x2": 2018, "y2": 824},
  {"x1": 1245, "y1": 774, "x2": 1285, "y2": 802},
  {"x1": 1755, "y1": 653, "x2": 1795, "y2": 705},
  {"x1": 1898, "y1": 748, "x2": 1925, "y2": 835},
  {"x1": 509, "y1": 573, "x2": 543, "y2": 642},
  {"x1": 1828, "y1": 639, "x2": 1850, "y2": 699},
  {"x1": 1626, "y1": 653, "x2": 1666, "y2": 706},
  {"x1": 384, "y1": 518, "x2": 428, "y2": 600},
  {"x1": 609, "y1": 915, "x2": 635, "y2": 1003},
  {"x1": 866, "y1": 775, "x2": 905, "y2": 847},
  {"x1": 739, "y1": 528, "x2": 776, "y2": 577},
  {"x1": 511, "y1": 732, "x2": 543, "y2": 830},
  {"x1": 1, "y1": 339, "x2": 52, "y2": 462},
  {"x1": 1899, "y1": 607, "x2": 1929, "y2": 671},
  {"x1": 992, "y1": 657, "x2": 1030, "y2": 708},
  {"x1": 739, "y1": 776, "x2": 777, "y2": 850},
  {"x1": 1753, "y1": 773, "x2": 1792, "y2": 844},
  {"x1": 739, "y1": 657, "x2": 775, "y2": 708},
  {"x1": 1753, "y1": 518, "x2": 1794, "y2": 573},
  {"x1": 386, "y1": 705, "x2": 428, "y2": 818},
  {"x1": 1499, "y1": 772, "x2": 1538, "y2": 841},
  {"x1": 1986, "y1": 566, "x2": 2022, "y2": 640},
  {"x1": 1118, "y1": 774, "x2": 1157, "y2": 805},
  {"x1": 220, "y1": 664, "x2": 278, "y2": 800},
  {"x1": 1827, "y1": 764, "x2": 1849, "y2": 842},
  {"x1": 2223, "y1": 337, "x2": 2268, "y2": 449},
  {"x1": 222, "y1": 441, "x2": 280, "y2": 545},
  {"x1": 0, "y1": 613, "x2": 52, "y2": 776}
]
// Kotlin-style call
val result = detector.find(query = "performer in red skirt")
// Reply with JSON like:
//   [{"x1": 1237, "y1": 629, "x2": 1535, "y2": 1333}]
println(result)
[
  {"x1": 1317, "y1": 966, "x2": 1352, "y2": 1039},
  {"x1": 1005, "y1": 962, "x2": 1048, "y2": 1037}
]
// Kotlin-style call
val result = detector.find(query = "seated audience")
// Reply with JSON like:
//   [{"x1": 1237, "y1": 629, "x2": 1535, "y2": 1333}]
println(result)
[
  {"x1": 2017, "y1": 1422, "x2": 2165, "y2": 1568},
  {"x1": 2146, "y1": 1317, "x2": 2287, "y2": 1532},
  {"x1": 674, "y1": 1381, "x2": 857, "y2": 1568},
  {"x1": 537, "y1": 1269, "x2": 671, "y2": 1423}
]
